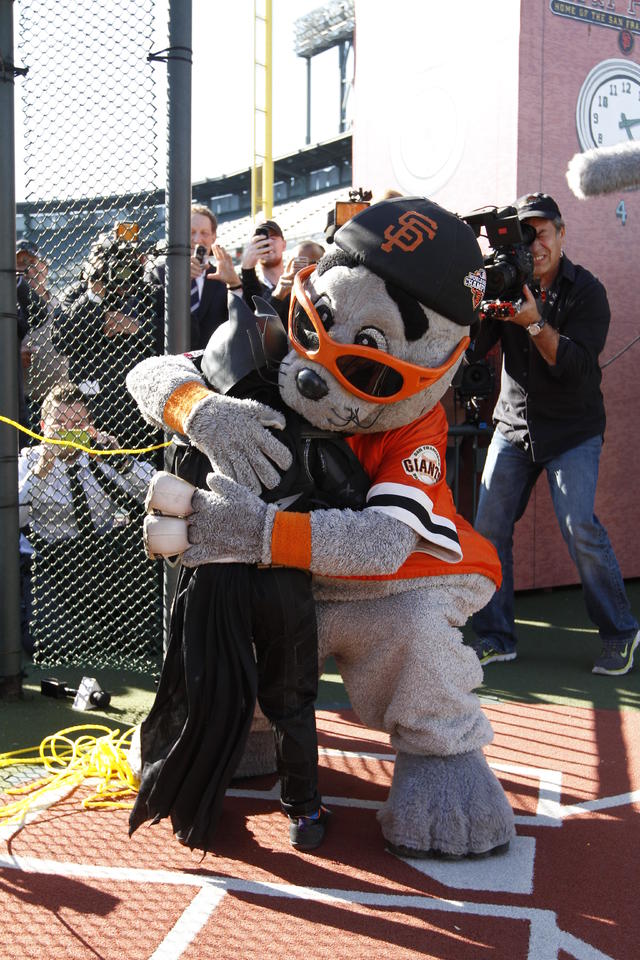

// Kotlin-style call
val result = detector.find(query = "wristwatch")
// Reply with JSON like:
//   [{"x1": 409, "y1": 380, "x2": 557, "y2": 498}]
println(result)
[{"x1": 527, "y1": 317, "x2": 546, "y2": 337}]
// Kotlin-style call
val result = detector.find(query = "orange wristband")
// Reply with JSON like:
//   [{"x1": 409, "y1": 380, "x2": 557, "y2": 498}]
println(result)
[
  {"x1": 271, "y1": 512, "x2": 312, "y2": 569},
  {"x1": 163, "y1": 382, "x2": 212, "y2": 433}
]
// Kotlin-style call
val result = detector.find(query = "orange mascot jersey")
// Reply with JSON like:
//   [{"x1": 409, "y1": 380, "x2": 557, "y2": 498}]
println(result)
[{"x1": 344, "y1": 403, "x2": 502, "y2": 586}]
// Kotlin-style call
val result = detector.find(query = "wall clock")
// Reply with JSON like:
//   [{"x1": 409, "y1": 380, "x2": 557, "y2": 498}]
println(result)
[{"x1": 576, "y1": 58, "x2": 640, "y2": 151}]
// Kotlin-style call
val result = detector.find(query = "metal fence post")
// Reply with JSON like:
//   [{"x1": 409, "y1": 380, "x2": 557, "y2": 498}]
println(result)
[
  {"x1": 0, "y1": 0, "x2": 23, "y2": 697},
  {"x1": 163, "y1": 0, "x2": 192, "y2": 647}
]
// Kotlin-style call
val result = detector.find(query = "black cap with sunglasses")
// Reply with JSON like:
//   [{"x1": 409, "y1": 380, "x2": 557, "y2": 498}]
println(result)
[{"x1": 333, "y1": 196, "x2": 485, "y2": 328}]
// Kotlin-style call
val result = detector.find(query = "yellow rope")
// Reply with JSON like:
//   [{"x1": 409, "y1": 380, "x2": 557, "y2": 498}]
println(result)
[
  {"x1": 0, "y1": 414, "x2": 171, "y2": 455},
  {"x1": 0, "y1": 725, "x2": 139, "y2": 824}
]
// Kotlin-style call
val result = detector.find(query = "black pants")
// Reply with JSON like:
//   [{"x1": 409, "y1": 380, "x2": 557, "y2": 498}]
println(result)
[
  {"x1": 250, "y1": 567, "x2": 320, "y2": 817},
  {"x1": 131, "y1": 563, "x2": 320, "y2": 851}
]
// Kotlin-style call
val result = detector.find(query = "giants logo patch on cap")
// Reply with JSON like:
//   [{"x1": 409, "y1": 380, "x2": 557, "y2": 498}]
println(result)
[
  {"x1": 464, "y1": 268, "x2": 487, "y2": 311},
  {"x1": 401, "y1": 445, "x2": 442, "y2": 485}
]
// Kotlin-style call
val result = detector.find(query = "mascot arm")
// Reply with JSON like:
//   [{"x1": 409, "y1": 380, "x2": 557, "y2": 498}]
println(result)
[
  {"x1": 183, "y1": 474, "x2": 419, "y2": 574},
  {"x1": 126, "y1": 355, "x2": 293, "y2": 493}
]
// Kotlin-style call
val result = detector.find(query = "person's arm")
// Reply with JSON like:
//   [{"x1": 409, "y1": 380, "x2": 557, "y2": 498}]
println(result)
[
  {"x1": 508, "y1": 284, "x2": 560, "y2": 364},
  {"x1": 511, "y1": 279, "x2": 609, "y2": 381},
  {"x1": 207, "y1": 244, "x2": 242, "y2": 290},
  {"x1": 240, "y1": 234, "x2": 271, "y2": 307},
  {"x1": 465, "y1": 311, "x2": 502, "y2": 362},
  {"x1": 101, "y1": 454, "x2": 157, "y2": 502},
  {"x1": 126, "y1": 353, "x2": 293, "y2": 493}
]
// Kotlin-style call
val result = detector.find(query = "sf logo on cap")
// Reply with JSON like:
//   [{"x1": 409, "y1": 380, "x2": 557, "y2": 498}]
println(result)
[{"x1": 381, "y1": 211, "x2": 438, "y2": 254}]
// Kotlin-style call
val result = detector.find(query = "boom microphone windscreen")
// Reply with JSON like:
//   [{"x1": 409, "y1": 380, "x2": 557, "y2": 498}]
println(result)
[{"x1": 566, "y1": 141, "x2": 640, "y2": 198}]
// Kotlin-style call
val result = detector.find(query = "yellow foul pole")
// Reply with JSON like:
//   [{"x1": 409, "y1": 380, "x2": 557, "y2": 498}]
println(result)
[{"x1": 252, "y1": 0, "x2": 273, "y2": 220}]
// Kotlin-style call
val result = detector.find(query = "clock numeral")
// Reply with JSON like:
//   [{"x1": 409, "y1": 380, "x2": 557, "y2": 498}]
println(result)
[
  {"x1": 616, "y1": 200, "x2": 627, "y2": 226},
  {"x1": 598, "y1": 133, "x2": 603, "y2": 144},
  {"x1": 609, "y1": 83, "x2": 618, "y2": 96},
  {"x1": 622, "y1": 81, "x2": 631, "y2": 94},
  {"x1": 593, "y1": 112, "x2": 598, "y2": 124},
  {"x1": 598, "y1": 95, "x2": 609, "y2": 107}
]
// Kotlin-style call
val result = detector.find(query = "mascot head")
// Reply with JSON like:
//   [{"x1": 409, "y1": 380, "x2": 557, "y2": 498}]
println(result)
[{"x1": 278, "y1": 196, "x2": 486, "y2": 433}]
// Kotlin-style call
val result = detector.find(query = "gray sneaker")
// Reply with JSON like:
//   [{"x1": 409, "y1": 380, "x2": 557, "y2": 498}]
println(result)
[
  {"x1": 592, "y1": 630, "x2": 640, "y2": 676},
  {"x1": 471, "y1": 641, "x2": 517, "y2": 666}
]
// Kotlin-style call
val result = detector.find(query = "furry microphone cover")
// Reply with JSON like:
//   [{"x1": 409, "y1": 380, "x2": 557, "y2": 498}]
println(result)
[{"x1": 566, "y1": 140, "x2": 640, "y2": 198}]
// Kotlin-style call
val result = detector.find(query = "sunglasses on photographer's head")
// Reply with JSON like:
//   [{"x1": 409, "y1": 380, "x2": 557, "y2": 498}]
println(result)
[{"x1": 288, "y1": 265, "x2": 469, "y2": 404}]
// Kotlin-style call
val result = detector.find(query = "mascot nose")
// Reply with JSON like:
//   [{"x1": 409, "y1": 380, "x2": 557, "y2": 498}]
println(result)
[{"x1": 296, "y1": 367, "x2": 329, "y2": 400}]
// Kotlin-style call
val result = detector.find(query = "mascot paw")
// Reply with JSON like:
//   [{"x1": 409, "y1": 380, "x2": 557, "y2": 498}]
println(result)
[
  {"x1": 378, "y1": 750, "x2": 515, "y2": 859},
  {"x1": 182, "y1": 474, "x2": 275, "y2": 567}
]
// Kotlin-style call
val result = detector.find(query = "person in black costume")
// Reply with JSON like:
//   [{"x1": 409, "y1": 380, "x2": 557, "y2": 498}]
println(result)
[{"x1": 129, "y1": 294, "x2": 370, "y2": 853}]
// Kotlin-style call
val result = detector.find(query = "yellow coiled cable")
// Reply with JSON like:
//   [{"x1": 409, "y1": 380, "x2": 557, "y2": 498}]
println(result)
[{"x1": 0, "y1": 724, "x2": 139, "y2": 825}]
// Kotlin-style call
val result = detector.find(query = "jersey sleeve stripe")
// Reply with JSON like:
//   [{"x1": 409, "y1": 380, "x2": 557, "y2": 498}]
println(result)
[
  {"x1": 365, "y1": 481, "x2": 462, "y2": 562},
  {"x1": 367, "y1": 492, "x2": 460, "y2": 545}
]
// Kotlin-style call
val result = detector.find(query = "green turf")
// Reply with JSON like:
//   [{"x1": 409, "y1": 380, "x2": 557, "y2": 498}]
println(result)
[{"x1": 466, "y1": 578, "x2": 640, "y2": 711}]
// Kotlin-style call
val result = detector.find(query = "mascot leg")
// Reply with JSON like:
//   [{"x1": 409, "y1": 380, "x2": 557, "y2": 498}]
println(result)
[{"x1": 316, "y1": 575, "x2": 515, "y2": 857}]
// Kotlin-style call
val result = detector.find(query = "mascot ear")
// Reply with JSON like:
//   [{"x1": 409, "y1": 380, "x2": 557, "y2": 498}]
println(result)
[
  {"x1": 253, "y1": 296, "x2": 289, "y2": 362},
  {"x1": 201, "y1": 293, "x2": 287, "y2": 395}
]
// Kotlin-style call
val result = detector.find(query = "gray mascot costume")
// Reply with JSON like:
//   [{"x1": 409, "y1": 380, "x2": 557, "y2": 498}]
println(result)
[{"x1": 128, "y1": 197, "x2": 516, "y2": 858}]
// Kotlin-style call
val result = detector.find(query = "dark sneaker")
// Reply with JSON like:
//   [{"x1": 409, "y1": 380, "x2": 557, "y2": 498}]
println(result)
[
  {"x1": 289, "y1": 806, "x2": 330, "y2": 851},
  {"x1": 592, "y1": 630, "x2": 640, "y2": 676},
  {"x1": 472, "y1": 642, "x2": 517, "y2": 665}
]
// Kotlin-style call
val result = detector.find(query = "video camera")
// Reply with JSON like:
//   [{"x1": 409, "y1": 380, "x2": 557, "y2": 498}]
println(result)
[
  {"x1": 84, "y1": 221, "x2": 144, "y2": 310},
  {"x1": 461, "y1": 205, "x2": 537, "y2": 315},
  {"x1": 325, "y1": 188, "x2": 373, "y2": 243}
]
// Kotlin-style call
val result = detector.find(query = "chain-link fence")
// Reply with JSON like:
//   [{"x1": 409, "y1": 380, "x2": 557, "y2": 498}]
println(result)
[{"x1": 16, "y1": 0, "x2": 167, "y2": 670}]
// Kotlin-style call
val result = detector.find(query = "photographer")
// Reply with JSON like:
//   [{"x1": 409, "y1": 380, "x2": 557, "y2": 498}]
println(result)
[
  {"x1": 468, "y1": 192, "x2": 638, "y2": 676},
  {"x1": 146, "y1": 204, "x2": 241, "y2": 349},
  {"x1": 19, "y1": 382, "x2": 156, "y2": 657},
  {"x1": 239, "y1": 219, "x2": 287, "y2": 308},
  {"x1": 53, "y1": 225, "x2": 162, "y2": 448}
]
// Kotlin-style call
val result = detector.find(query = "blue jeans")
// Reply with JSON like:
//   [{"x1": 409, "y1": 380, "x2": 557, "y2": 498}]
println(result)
[{"x1": 471, "y1": 431, "x2": 638, "y2": 652}]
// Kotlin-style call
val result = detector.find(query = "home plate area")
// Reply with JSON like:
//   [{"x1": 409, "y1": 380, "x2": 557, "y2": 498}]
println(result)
[{"x1": 1, "y1": 705, "x2": 639, "y2": 960}]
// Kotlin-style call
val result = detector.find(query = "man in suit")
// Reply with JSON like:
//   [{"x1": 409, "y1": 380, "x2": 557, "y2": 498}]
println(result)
[{"x1": 147, "y1": 204, "x2": 242, "y2": 349}]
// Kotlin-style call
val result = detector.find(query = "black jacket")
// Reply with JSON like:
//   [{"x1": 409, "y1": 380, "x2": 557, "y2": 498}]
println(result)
[
  {"x1": 147, "y1": 259, "x2": 229, "y2": 349},
  {"x1": 470, "y1": 255, "x2": 610, "y2": 461}
]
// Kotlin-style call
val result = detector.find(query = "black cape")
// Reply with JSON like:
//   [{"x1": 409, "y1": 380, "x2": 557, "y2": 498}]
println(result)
[{"x1": 129, "y1": 563, "x2": 258, "y2": 851}]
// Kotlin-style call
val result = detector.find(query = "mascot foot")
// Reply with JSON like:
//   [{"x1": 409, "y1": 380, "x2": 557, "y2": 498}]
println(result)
[{"x1": 378, "y1": 749, "x2": 515, "y2": 859}]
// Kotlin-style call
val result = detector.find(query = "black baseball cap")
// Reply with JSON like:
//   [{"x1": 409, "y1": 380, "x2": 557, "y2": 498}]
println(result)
[
  {"x1": 256, "y1": 219, "x2": 284, "y2": 239},
  {"x1": 16, "y1": 239, "x2": 38, "y2": 257},
  {"x1": 333, "y1": 196, "x2": 486, "y2": 327},
  {"x1": 515, "y1": 193, "x2": 562, "y2": 221}
]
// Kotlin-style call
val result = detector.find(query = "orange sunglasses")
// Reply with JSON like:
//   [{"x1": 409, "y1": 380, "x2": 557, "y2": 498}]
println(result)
[{"x1": 288, "y1": 265, "x2": 470, "y2": 404}]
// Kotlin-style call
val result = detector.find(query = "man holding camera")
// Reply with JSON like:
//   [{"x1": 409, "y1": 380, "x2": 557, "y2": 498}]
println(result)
[
  {"x1": 146, "y1": 204, "x2": 241, "y2": 349},
  {"x1": 239, "y1": 219, "x2": 287, "y2": 306},
  {"x1": 469, "y1": 192, "x2": 638, "y2": 676},
  {"x1": 53, "y1": 227, "x2": 161, "y2": 448},
  {"x1": 19, "y1": 381, "x2": 156, "y2": 658}
]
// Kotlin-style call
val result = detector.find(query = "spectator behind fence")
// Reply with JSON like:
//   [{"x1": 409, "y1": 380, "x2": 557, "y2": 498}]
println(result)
[
  {"x1": 239, "y1": 218, "x2": 287, "y2": 309},
  {"x1": 145, "y1": 203, "x2": 241, "y2": 349},
  {"x1": 468, "y1": 192, "x2": 639, "y2": 677},
  {"x1": 18, "y1": 382, "x2": 157, "y2": 658},
  {"x1": 17, "y1": 240, "x2": 69, "y2": 428},
  {"x1": 263, "y1": 238, "x2": 325, "y2": 324},
  {"x1": 52, "y1": 225, "x2": 162, "y2": 448}
]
